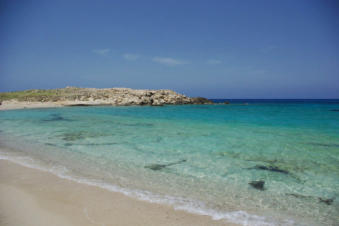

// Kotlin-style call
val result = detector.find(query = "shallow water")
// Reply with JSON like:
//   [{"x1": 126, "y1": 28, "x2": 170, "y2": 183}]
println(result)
[{"x1": 0, "y1": 101, "x2": 338, "y2": 225}]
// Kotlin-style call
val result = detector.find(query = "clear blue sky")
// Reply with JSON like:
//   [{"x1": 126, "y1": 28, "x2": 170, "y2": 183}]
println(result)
[{"x1": 1, "y1": 0, "x2": 338, "y2": 98}]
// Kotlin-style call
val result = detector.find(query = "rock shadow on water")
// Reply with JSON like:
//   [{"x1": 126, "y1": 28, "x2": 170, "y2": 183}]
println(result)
[
  {"x1": 63, "y1": 142, "x2": 118, "y2": 147},
  {"x1": 247, "y1": 165, "x2": 289, "y2": 174},
  {"x1": 318, "y1": 197, "x2": 335, "y2": 205},
  {"x1": 145, "y1": 159, "x2": 186, "y2": 171},
  {"x1": 82, "y1": 142, "x2": 118, "y2": 146},
  {"x1": 218, "y1": 151, "x2": 312, "y2": 175},
  {"x1": 123, "y1": 122, "x2": 154, "y2": 127},
  {"x1": 286, "y1": 193, "x2": 335, "y2": 206},
  {"x1": 45, "y1": 142, "x2": 57, "y2": 147},
  {"x1": 217, "y1": 151, "x2": 279, "y2": 164},
  {"x1": 60, "y1": 132, "x2": 87, "y2": 141},
  {"x1": 42, "y1": 113, "x2": 73, "y2": 122},
  {"x1": 307, "y1": 142, "x2": 339, "y2": 148},
  {"x1": 58, "y1": 131, "x2": 108, "y2": 141},
  {"x1": 246, "y1": 164, "x2": 305, "y2": 183}
]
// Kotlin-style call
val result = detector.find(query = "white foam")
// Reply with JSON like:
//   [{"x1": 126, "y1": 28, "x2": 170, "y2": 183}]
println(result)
[{"x1": 0, "y1": 152, "x2": 297, "y2": 226}]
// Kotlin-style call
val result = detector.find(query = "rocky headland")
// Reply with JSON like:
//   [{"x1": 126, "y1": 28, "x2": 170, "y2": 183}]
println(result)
[{"x1": 0, "y1": 87, "x2": 213, "y2": 110}]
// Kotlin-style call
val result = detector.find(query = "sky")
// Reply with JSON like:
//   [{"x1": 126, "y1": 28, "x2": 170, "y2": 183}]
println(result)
[{"x1": 0, "y1": 0, "x2": 338, "y2": 98}]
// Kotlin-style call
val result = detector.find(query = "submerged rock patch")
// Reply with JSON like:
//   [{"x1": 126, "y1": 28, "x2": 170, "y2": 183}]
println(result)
[
  {"x1": 45, "y1": 143, "x2": 57, "y2": 146},
  {"x1": 318, "y1": 197, "x2": 334, "y2": 205},
  {"x1": 287, "y1": 193, "x2": 335, "y2": 206},
  {"x1": 249, "y1": 180, "x2": 265, "y2": 190},
  {"x1": 308, "y1": 142, "x2": 339, "y2": 148},
  {"x1": 145, "y1": 159, "x2": 187, "y2": 171},
  {"x1": 124, "y1": 123, "x2": 154, "y2": 127},
  {"x1": 248, "y1": 165, "x2": 289, "y2": 174},
  {"x1": 43, "y1": 113, "x2": 72, "y2": 122},
  {"x1": 63, "y1": 142, "x2": 118, "y2": 146},
  {"x1": 61, "y1": 132, "x2": 87, "y2": 141},
  {"x1": 59, "y1": 131, "x2": 108, "y2": 141}
]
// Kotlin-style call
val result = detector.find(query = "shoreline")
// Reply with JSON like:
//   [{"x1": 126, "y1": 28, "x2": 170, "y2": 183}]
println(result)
[
  {"x1": 0, "y1": 101, "x2": 65, "y2": 111},
  {"x1": 0, "y1": 159, "x2": 236, "y2": 226}
]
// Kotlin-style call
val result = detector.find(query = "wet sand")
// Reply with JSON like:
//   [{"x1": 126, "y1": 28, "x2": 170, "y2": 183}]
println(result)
[{"x1": 0, "y1": 160, "x2": 236, "y2": 226}]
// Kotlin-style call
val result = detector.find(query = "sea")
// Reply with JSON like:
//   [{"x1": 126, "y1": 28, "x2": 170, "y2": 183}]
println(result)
[{"x1": 0, "y1": 99, "x2": 338, "y2": 225}]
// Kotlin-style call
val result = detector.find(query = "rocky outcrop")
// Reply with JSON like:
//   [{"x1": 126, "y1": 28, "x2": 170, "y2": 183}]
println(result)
[
  {"x1": 190, "y1": 97, "x2": 213, "y2": 105},
  {"x1": 0, "y1": 87, "x2": 213, "y2": 107}
]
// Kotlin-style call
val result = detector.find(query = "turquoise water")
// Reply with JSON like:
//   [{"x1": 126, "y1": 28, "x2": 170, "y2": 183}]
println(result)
[{"x1": 0, "y1": 101, "x2": 338, "y2": 225}]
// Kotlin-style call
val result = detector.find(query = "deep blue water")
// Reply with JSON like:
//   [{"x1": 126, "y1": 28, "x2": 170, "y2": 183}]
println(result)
[{"x1": 211, "y1": 99, "x2": 339, "y2": 104}]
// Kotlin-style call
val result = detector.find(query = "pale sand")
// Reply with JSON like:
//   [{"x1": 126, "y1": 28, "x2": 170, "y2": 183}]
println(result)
[
  {"x1": 0, "y1": 160, "x2": 237, "y2": 226},
  {"x1": 0, "y1": 101, "x2": 63, "y2": 111},
  {"x1": 0, "y1": 100, "x2": 106, "y2": 111}
]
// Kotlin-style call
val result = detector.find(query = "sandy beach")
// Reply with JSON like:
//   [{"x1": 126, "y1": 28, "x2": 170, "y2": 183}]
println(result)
[
  {"x1": 0, "y1": 160, "x2": 236, "y2": 226},
  {"x1": 0, "y1": 101, "x2": 64, "y2": 111}
]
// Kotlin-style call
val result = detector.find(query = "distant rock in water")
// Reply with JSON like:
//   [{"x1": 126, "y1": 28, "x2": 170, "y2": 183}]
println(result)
[
  {"x1": 249, "y1": 180, "x2": 265, "y2": 190},
  {"x1": 329, "y1": 109, "x2": 339, "y2": 112},
  {"x1": 0, "y1": 87, "x2": 213, "y2": 107}
]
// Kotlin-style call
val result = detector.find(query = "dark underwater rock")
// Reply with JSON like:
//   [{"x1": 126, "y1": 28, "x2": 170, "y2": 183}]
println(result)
[
  {"x1": 249, "y1": 180, "x2": 265, "y2": 190},
  {"x1": 62, "y1": 142, "x2": 118, "y2": 147},
  {"x1": 45, "y1": 143, "x2": 57, "y2": 146},
  {"x1": 329, "y1": 109, "x2": 339, "y2": 112},
  {"x1": 308, "y1": 142, "x2": 339, "y2": 148},
  {"x1": 43, "y1": 113, "x2": 72, "y2": 122},
  {"x1": 249, "y1": 165, "x2": 289, "y2": 174},
  {"x1": 59, "y1": 130, "x2": 108, "y2": 141},
  {"x1": 145, "y1": 164, "x2": 167, "y2": 171},
  {"x1": 286, "y1": 193, "x2": 312, "y2": 199},
  {"x1": 287, "y1": 193, "x2": 335, "y2": 205},
  {"x1": 82, "y1": 142, "x2": 118, "y2": 146},
  {"x1": 124, "y1": 123, "x2": 154, "y2": 127},
  {"x1": 145, "y1": 159, "x2": 187, "y2": 171},
  {"x1": 318, "y1": 197, "x2": 334, "y2": 205},
  {"x1": 60, "y1": 131, "x2": 88, "y2": 141}
]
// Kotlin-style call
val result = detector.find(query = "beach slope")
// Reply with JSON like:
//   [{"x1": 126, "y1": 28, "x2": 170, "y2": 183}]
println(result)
[{"x1": 0, "y1": 160, "x2": 235, "y2": 226}]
